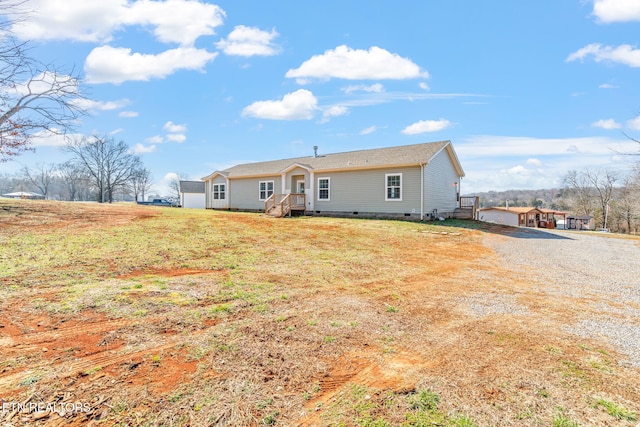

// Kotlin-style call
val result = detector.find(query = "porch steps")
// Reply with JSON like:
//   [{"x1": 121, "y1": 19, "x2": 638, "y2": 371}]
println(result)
[
  {"x1": 266, "y1": 205, "x2": 288, "y2": 218},
  {"x1": 452, "y1": 207, "x2": 474, "y2": 220},
  {"x1": 264, "y1": 193, "x2": 305, "y2": 218}
]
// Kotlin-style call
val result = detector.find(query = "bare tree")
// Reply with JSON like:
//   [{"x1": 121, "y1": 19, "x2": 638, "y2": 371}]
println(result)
[
  {"x1": 21, "y1": 162, "x2": 56, "y2": 199},
  {"x1": 129, "y1": 166, "x2": 153, "y2": 202},
  {"x1": 168, "y1": 172, "x2": 189, "y2": 200},
  {"x1": 586, "y1": 169, "x2": 616, "y2": 229},
  {"x1": 58, "y1": 160, "x2": 89, "y2": 201},
  {"x1": 615, "y1": 166, "x2": 640, "y2": 233},
  {"x1": 66, "y1": 136, "x2": 142, "y2": 203},
  {"x1": 564, "y1": 169, "x2": 616, "y2": 229},
  {"x1": 563, "y1": 170, "x2": 595, "y2": 216},
  {"x1": 613, "y1": 183, "x2": 635, "y2": 234},
  {"x1": 1, "y1": 3, "x2": 88, "y2": 162}
]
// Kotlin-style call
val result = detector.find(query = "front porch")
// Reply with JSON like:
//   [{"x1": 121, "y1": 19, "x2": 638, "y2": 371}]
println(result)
[
  {"x1": 265, "y1": 194, "x2": 306, "y2": 217},
  {"x1": 518, "y1": 209, "x2": 563, "y2": 228}
]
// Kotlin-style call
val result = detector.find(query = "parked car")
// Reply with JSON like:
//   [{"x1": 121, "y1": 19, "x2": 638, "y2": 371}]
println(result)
[{"x1": 137, "y1": 198, "x2": 177, "y2": 207}]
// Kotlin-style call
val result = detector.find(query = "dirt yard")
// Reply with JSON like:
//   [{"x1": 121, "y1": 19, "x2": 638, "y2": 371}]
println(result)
[{"x1": 0, "y1": 199, "x2": 639, "y2": 426}]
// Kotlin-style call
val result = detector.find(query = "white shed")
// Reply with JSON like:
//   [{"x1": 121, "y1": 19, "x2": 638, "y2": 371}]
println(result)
[
  {"x1": 478, "y1": 206, "x2": 565, "y2": 228},
  {"x1": 179, "y1": 181, "x2": 205, "y2": 209},
  {"x1": 477, "y1": 206, "x2": 522, "y2": 226}
]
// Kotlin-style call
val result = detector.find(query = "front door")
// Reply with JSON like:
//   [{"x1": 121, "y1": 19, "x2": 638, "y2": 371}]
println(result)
[
  {"x1": 296, "y1": 180, "x2": 305, "y2": 194},
  {"x1": 211, "y1": 183, "x2": 227, "y2": 209}
]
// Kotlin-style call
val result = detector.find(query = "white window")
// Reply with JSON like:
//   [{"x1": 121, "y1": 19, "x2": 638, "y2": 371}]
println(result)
[
  {"x1": 385, "y1": 173, "x2": 402, "y2": 201},
  {"x1": 259, "y1": 181, "x2": 274, "y2": 200},
  {"x1": 212, "y1": 184, "x2": 225, "y2": 200},
  {"x1": 317, "y1": 177, "x2": 330, "y2": 201}
]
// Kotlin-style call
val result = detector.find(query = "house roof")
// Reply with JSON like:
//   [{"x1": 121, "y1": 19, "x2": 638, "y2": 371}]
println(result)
[
  {"x1": 478, "y1": 206, "x2": 567, "y2": 215},
  {"x1": 202, "y1": 141, "x2": 463, "y2": 180},
  {"x1": 1, "y1": 191, "x2": 45, "y2": 198},
  {"x1": 478, "y1": 206, "x2": 539, "y2": 214},
  {"x1": 179, "y1": 180, "x2": 205, "y2": 194}
]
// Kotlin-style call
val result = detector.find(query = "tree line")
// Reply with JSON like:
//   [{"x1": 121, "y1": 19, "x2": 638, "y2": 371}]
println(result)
[
  {"x1": 1, "y1": 136, "x2": 154, "y2": 203},
  {"x1": 1, "y1": 2, "x2": 157, "y2": 204},
  {"x1": 475, "y1": 166, "x2": 640, "y2": 234}
]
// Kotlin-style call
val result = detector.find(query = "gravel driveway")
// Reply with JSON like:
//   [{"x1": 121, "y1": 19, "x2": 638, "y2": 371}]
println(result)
[{"x1": 483, "y1": 228, "x2": 640, "y2": 367}]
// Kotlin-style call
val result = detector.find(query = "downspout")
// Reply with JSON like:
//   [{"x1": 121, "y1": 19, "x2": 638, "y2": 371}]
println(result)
[{"x1": 420, "y1": 163, "x2": 425, "y2": 221}]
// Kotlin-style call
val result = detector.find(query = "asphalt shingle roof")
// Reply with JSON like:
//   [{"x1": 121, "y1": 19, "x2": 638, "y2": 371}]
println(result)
[
  {"x1": 217, "y1": 140, "x2": 455, "y2": 178},
  {"x1": 179, "y1": 180, "x2": 205, "y2": 193}
]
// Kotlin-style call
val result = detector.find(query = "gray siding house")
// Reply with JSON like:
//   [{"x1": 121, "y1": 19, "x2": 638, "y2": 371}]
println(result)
[{"x1": 201, "y1": 140, "x2": 465, "y2": 220}]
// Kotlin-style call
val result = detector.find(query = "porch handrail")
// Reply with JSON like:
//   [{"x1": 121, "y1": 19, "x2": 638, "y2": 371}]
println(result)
[
  {"x1": 264, "y1": 193, "x2": 276, "y2": 213},
  {"x1": 459, "y1": 196, "x2": 480, "y2": 218},
  {"x1": 265, "y1": 193, "x2": 306, "y2": 217}
]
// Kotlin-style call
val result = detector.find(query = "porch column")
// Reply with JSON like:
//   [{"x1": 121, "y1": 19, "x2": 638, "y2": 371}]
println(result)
[{"x1": 308, "y1": 171, "x2": 315, "y2": 211}]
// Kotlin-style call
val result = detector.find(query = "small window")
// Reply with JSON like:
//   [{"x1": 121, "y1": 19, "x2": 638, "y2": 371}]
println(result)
[
  {"x1": 385, "y1": 174, "x2": 402, "y2": 201},
  {"x1": 212, "y1": 184, "x2": 225, "y2": 200},
  {"x1": 317, "y1": 177, "x2": 330, "y2": 201},
  {"x1": 259, "y1": 181, "x2": 274, "y2": 200}
]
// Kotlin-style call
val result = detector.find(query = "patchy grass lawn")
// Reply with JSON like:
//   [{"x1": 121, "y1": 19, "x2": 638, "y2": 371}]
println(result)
[{"x1": 0, "y1": 199, "x2": 638, "y2": 426}]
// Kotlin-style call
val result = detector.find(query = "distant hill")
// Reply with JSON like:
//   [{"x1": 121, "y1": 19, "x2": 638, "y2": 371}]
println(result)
[{"x1": 465, "y1": 188, "x2": 572, "y2": 210}]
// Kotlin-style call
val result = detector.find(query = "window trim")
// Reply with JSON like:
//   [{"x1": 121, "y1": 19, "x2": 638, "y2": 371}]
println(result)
[
  {"x1": 385, "y1": 173, "x2": 402, "y2": 201},
  {"x1": 212, "y1": 183, "x2": 226, "y2": 200},
  {"x1": 258, "y1": 180, "x2": 274, "y2": 201},
  {"x1": 317, "y1": 177, "x2": 330, "y2": 201}
]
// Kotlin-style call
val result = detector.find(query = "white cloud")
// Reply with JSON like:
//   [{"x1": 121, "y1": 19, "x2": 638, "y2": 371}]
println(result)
[
  {"x1": 163, "y1": 172, "x2": 179, "y2": 183},
  {"x1": 342, "y1": 83, "x2": 385, "y2": 94},
  {"x1": 216, "y1": 25, "x2": 280, "y2": 56},
  {"x1": 599, "y1": 83, "x2": 618, "y2": 89},
  {"x1": 242, "y1": 89, "x2": 318, "y2": 120},
  {"x1": 360, "y1": 126, "x2": 378, "y2": 135},
  {"x1": 166, "y1": 133, "x2": 187, "y2": 143},
  {"x1": 592, "y1": 0, "x2": 640, "y2": 23},
  {"x1": 72, "y1": 98, "x2": 131, "y2": 111},
  {"x1": 285, "y1": 45, "x2": 428, "y2": 83},
  {"x1": 567, "y1": 43, "x2": 640, "y2": 68},
  {"x1": 592, "y1": 118, "x2": 622, "y2": 129},
  {"x1": 627, "y1": 115, "x2": 640, "y2": 130},
  {"x1": 320, "y1": 105, "x2": 349, "y2": 123},
  {"x1": 85, "y1": 45, "x2": 217, "y2": 84},
  {"x1": 119, "y1": 111, "x2": 139, "y2": 118},
  {"x1": 401, "y1": 119, "x2": 451, "y2": 135},
  {"x1": 125, "y1": 0, "x2": 225, "y2": 46},
  {"x1": 9, "y1": 0, "x2": 225, "y2": 46},
  {"x1": 163, "y1": 121, "x2": 187, "y2": 133},
  {"x1": 455, "y1": 135, "x2": 637, "y2": 159},
  {"x1": 419, "y1": 82, "x2": 430, "y2": 91},
  {"x1": 12, "y1": 71, "x2": 79, "y2": 98},
  {"x1": 459, "y1": 134, "x2": 639, "y2": 193},
  {"x1": 28, "y1": 131, "x2": 83, "y2": 147},
  {"x1": 9, "y1": 0, "x2": 125, "y2": 42},
  {"x1": 146, "y1": 135, "x2": 164, "y2": 144},
  {"x1": 132, "y1": 143, "x2": 156, "y2": 154},
  {"x1": 526, "y1": 158, "x2": 543, "y2": 168}
]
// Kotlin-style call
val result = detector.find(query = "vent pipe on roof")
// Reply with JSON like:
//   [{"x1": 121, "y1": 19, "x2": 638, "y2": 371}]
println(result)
[{"x1": 313, "y1": 146, "x2": 318, "y2": 158}]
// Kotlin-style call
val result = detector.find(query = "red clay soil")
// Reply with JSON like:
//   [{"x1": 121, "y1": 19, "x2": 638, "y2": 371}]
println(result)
[{"x1": 2, "y1": 200, "x2": 639, "y2": 426}]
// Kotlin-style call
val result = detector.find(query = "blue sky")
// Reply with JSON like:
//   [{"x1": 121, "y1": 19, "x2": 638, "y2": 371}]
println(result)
[{"x1": 2, "y1": 0, "x2": 640, "y2": 195}]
